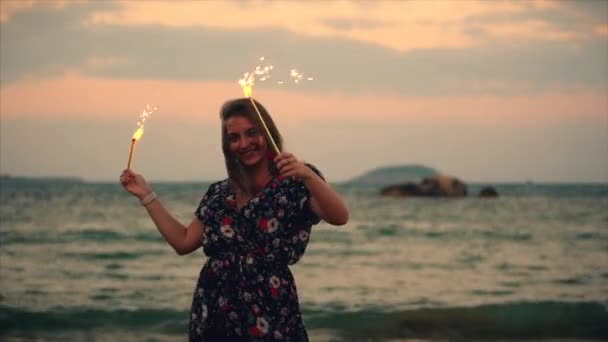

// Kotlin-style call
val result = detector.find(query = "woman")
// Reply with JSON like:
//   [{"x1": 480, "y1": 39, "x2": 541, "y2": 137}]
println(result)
[{"x1": 120, "y1": 98, "x2": 349, "y2": 341}]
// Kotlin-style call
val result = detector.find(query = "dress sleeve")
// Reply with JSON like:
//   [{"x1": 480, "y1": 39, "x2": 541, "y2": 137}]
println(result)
[
  {"x1": 292, "y1": 164, "x2": 324, "y2": 226},
  {"x1": 194, "y1": 182, "x2": 218, "y2": 225}
]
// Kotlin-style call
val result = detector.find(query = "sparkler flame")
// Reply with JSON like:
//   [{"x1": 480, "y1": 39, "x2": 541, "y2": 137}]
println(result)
[
  {"x1": 132, "y1": 127, "x2": 144, "y2": 141},
  {"x1": 131, "y1": 105, "x2": 157, "y2": 141}
]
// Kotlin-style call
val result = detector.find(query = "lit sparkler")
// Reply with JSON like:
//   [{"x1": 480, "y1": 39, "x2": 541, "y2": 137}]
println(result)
[
  {"x1": 127, "y1": 105, "x2": 156, "y2": 169},
  {"x1": 238, "y1": 57, "x2": 314, "y2": 155},
  {"x1": 238, "y1": 57, "x2": 279, "y2": 154}
]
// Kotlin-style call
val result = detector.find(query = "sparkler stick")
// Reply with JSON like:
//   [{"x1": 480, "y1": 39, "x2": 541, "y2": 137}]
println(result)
[
  {"x1": 127, "y1": 105, "x2": 156, "y2": 169},
  {"x1": 239, "y1": 58, "x2": 280, "y2": 155},
  {"x1": 248, "y1": 96, "x2": 279, "y2": 154}
]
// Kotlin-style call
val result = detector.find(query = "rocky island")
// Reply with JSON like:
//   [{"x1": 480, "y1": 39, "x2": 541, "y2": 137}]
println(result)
[{"x1": 348, "y1": 165, "x2": 495, "y2": 198}]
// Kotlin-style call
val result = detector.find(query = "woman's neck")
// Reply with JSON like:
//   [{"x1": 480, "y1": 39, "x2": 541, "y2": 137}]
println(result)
[{"x1": 242, "y1": 162, "x2": 272, "y2": 195}]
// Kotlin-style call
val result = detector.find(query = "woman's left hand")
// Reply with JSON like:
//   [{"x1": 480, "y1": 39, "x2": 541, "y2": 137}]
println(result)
[{"x1": 274, "y1": 152, "x2": 315, "y2": 180}]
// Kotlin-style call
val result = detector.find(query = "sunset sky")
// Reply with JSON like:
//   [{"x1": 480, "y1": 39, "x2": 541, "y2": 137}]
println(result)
[{"x1": 1, "y1": 0, "x2": 607, "y2": 182}]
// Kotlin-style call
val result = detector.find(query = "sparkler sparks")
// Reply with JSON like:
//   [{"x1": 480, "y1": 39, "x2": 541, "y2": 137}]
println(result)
[
  {"x1": 288, "y1": 69, "x2": 314, "y2": 84},
  {"x1": 238, "y1": 57, "x2": 314, "y2": 96},
  {"x1": 238, "y1": 57, "x2": 274, "y2": 97},
  {"x1": 133, "y1": 105, "x2": 157, "y2": 140}
]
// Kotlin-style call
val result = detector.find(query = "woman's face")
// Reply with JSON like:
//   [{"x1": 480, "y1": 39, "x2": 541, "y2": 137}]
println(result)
[{"x1": 225, "y1": 115, "x2": 268, "y2": 168}]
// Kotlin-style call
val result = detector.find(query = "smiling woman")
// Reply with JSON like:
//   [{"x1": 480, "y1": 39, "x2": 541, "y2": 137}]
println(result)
[{"x1": 119, "y1": 97, "x2": 349, "y2": 341}]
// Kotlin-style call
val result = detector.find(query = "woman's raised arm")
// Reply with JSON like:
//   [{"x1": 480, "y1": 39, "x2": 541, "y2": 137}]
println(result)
[{"x1": 120, "y1": 169, "x2": 204, "y2": 255}]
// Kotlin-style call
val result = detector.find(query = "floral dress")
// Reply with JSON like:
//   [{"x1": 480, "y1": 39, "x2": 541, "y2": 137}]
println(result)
[{"x1": 190, "y1": 167, "x2": 322, "y2": 341}]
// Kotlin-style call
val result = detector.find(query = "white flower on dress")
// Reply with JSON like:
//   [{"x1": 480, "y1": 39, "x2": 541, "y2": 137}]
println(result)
[
  {"x1": 273, "y1": 330, "x2": 284, "y2": 339},
  {"x1": 267, "y1": 218, "x2": 279, "y2": 233},
  {"x1": 277, "y1": 209, "x2": 285, "y2": 218},
  {"x1": 220, "y1": 225, "x2": 235, "y2": 238},
  {"x1": 257, "y1": 317, "x2": 269, "y2": 334},
  {"x1": 243, "y1": 292, "x2": 252, "y2": 302},
  {"x1": 299, "y1": 230, "x2": 309, "y2": 241},
  {"x1": 269, "y1": 275, "x2": 281, "y2": 288},
  {"x1": 246, "y1": 255, "x2": 254, "y2": 264},
  {"x1": 273, "y1": 238, "x2": 280, "y2": 247},
  {"x1": 229, "y1": 311, "x2": 239, "y2": 320},
  {"x1": 202, "y1": 304, "x2": 208, "y2": 321},
  {"x1": 198, "y1": 206, "x2": 207, "y2": 216},
  {"x1": 211, "y1": 260, "x2": 221, "y2": 273},
  {"x1": 252, "y1": 304, "x2": 261, "y2": 315},
  {"x1": 278, "y1": 196, "x2": 288, "y2": 205}
]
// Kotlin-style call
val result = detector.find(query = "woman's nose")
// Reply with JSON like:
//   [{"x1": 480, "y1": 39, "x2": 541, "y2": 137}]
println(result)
[{"x1": 237, "y1": 136, "x2": 250, "y2": 149}]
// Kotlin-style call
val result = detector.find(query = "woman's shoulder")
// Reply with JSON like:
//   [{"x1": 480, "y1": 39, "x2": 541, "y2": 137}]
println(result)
[
  {"x1": 304, "y1": 163, "x2": 323, "y2": 179},
  {"x1": 202, "y1": 178, "x2": 230, "y2": 196}
]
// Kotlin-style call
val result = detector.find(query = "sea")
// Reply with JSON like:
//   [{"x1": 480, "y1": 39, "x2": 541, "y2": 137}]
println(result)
[{"x1": 1, "y1": 178, "x2": 607, "y2": 341}]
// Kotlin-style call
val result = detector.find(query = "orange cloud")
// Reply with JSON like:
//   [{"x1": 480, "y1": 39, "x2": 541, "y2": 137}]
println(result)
[
  {"x1": 0, "y1": 0, "x2": 84, "y2": 22},
  {"x1": 0, "y1": 0, "x2": 35, "y2": 22},
  {"x1": 596, "y1": 24, "x2": 608, "y2": 37},
  {"x1": 471, "y1": 19, "x2": 585, "y2": 41},
  {"x1": 1, "y1": 73, "x2": 605, "y2": 126},
  {"x1": 83, "y1": 0, "x2": 584, "y2": 51}
]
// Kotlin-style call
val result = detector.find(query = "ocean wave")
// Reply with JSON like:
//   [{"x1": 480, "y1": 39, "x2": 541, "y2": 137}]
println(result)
[
  {"x1": 1, "y1": 301, "x2": 606, "y2": 339},
  {"x1": 305, "y1": 301, "x2": 608, "y2": 339},
  {"x1": 0, "y1": 230, "x2": 162, "y2": 246}
]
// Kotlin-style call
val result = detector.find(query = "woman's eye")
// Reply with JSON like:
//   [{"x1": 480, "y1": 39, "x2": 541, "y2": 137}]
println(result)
[
  {"x1": 228, "y1": 134, "x2": 239, "y2": 143},
  {"x1": 246, "y1": 129, "x2": 260, "y2": 138}
]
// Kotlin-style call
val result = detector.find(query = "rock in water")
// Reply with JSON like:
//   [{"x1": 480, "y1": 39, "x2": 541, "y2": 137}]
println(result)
[
  {"x1": 380, "y1": 175, "x2": 467, "y2": 197},
  {"x1": 479, "y1": 186, "x2": 499, "y2": 198}
]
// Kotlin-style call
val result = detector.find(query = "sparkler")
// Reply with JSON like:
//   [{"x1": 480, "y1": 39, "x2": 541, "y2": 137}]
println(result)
[
  {"x1": 127, "y1": 105, "x2": 156, "y2": 169},
  {"x1": 238, "y1": 57, "x2": 313, "y2": 155}
]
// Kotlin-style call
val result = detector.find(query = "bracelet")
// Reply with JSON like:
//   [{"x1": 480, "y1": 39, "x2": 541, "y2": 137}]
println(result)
[{"x1": 140, "y1": 192, "x2": 157, "y2": 206}]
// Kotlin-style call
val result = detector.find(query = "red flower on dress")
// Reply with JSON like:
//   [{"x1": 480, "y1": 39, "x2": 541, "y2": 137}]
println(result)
[
  {"x1": 249, "y1": 326, "x2": 262, "y2": 337},
  {"x1": 258, "y1": 218, "x2": 268, "y2": 231},
  {"x1": 222, "y1": 217, "x2": 233, "y2": 226},
  {"x1": 270, "y1": 287, "x2": 279, "y2": 297}
]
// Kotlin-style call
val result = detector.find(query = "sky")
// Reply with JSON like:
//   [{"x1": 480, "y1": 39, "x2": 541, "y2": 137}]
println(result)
[{"x1": 0, "y1": 0, "x2": 607, "y2": 183}]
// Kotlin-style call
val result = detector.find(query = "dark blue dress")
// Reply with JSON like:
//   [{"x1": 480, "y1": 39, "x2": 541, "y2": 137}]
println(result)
[{"x1": 190, "y1": 168, "x2": 322, "y2": 341}]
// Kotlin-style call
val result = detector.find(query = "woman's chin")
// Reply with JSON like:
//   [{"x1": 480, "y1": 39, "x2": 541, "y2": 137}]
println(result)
[{"x1": 239, "y1": 156, "x2": 264, "y2": 168}]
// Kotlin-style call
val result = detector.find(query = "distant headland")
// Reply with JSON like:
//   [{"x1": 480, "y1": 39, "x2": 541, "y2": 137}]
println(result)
[
  {"x1": 0, "y1": 174, "x2": 83, "y2": 184},
  {"x1": 346, "y1": 164, "x2": 439, "y2": 186}
]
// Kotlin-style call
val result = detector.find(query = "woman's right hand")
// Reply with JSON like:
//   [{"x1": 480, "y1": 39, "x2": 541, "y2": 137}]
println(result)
[{"x1": 120, "y1": 169, "x2": 153, "y2": 200}]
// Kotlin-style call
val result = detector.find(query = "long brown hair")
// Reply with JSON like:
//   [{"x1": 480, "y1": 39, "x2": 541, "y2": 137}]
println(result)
[{"x1": 220, "y1": 98, "x2": 283, "y2": 194}]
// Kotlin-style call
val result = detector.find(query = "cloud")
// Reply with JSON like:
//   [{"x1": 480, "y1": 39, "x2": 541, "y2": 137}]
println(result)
[
  {"x1": 321, "y1": 18, "x2": 391, "y2": 31},
  {"x1": 1, "y1": 1, "x2": 606, "y2": 97}
]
